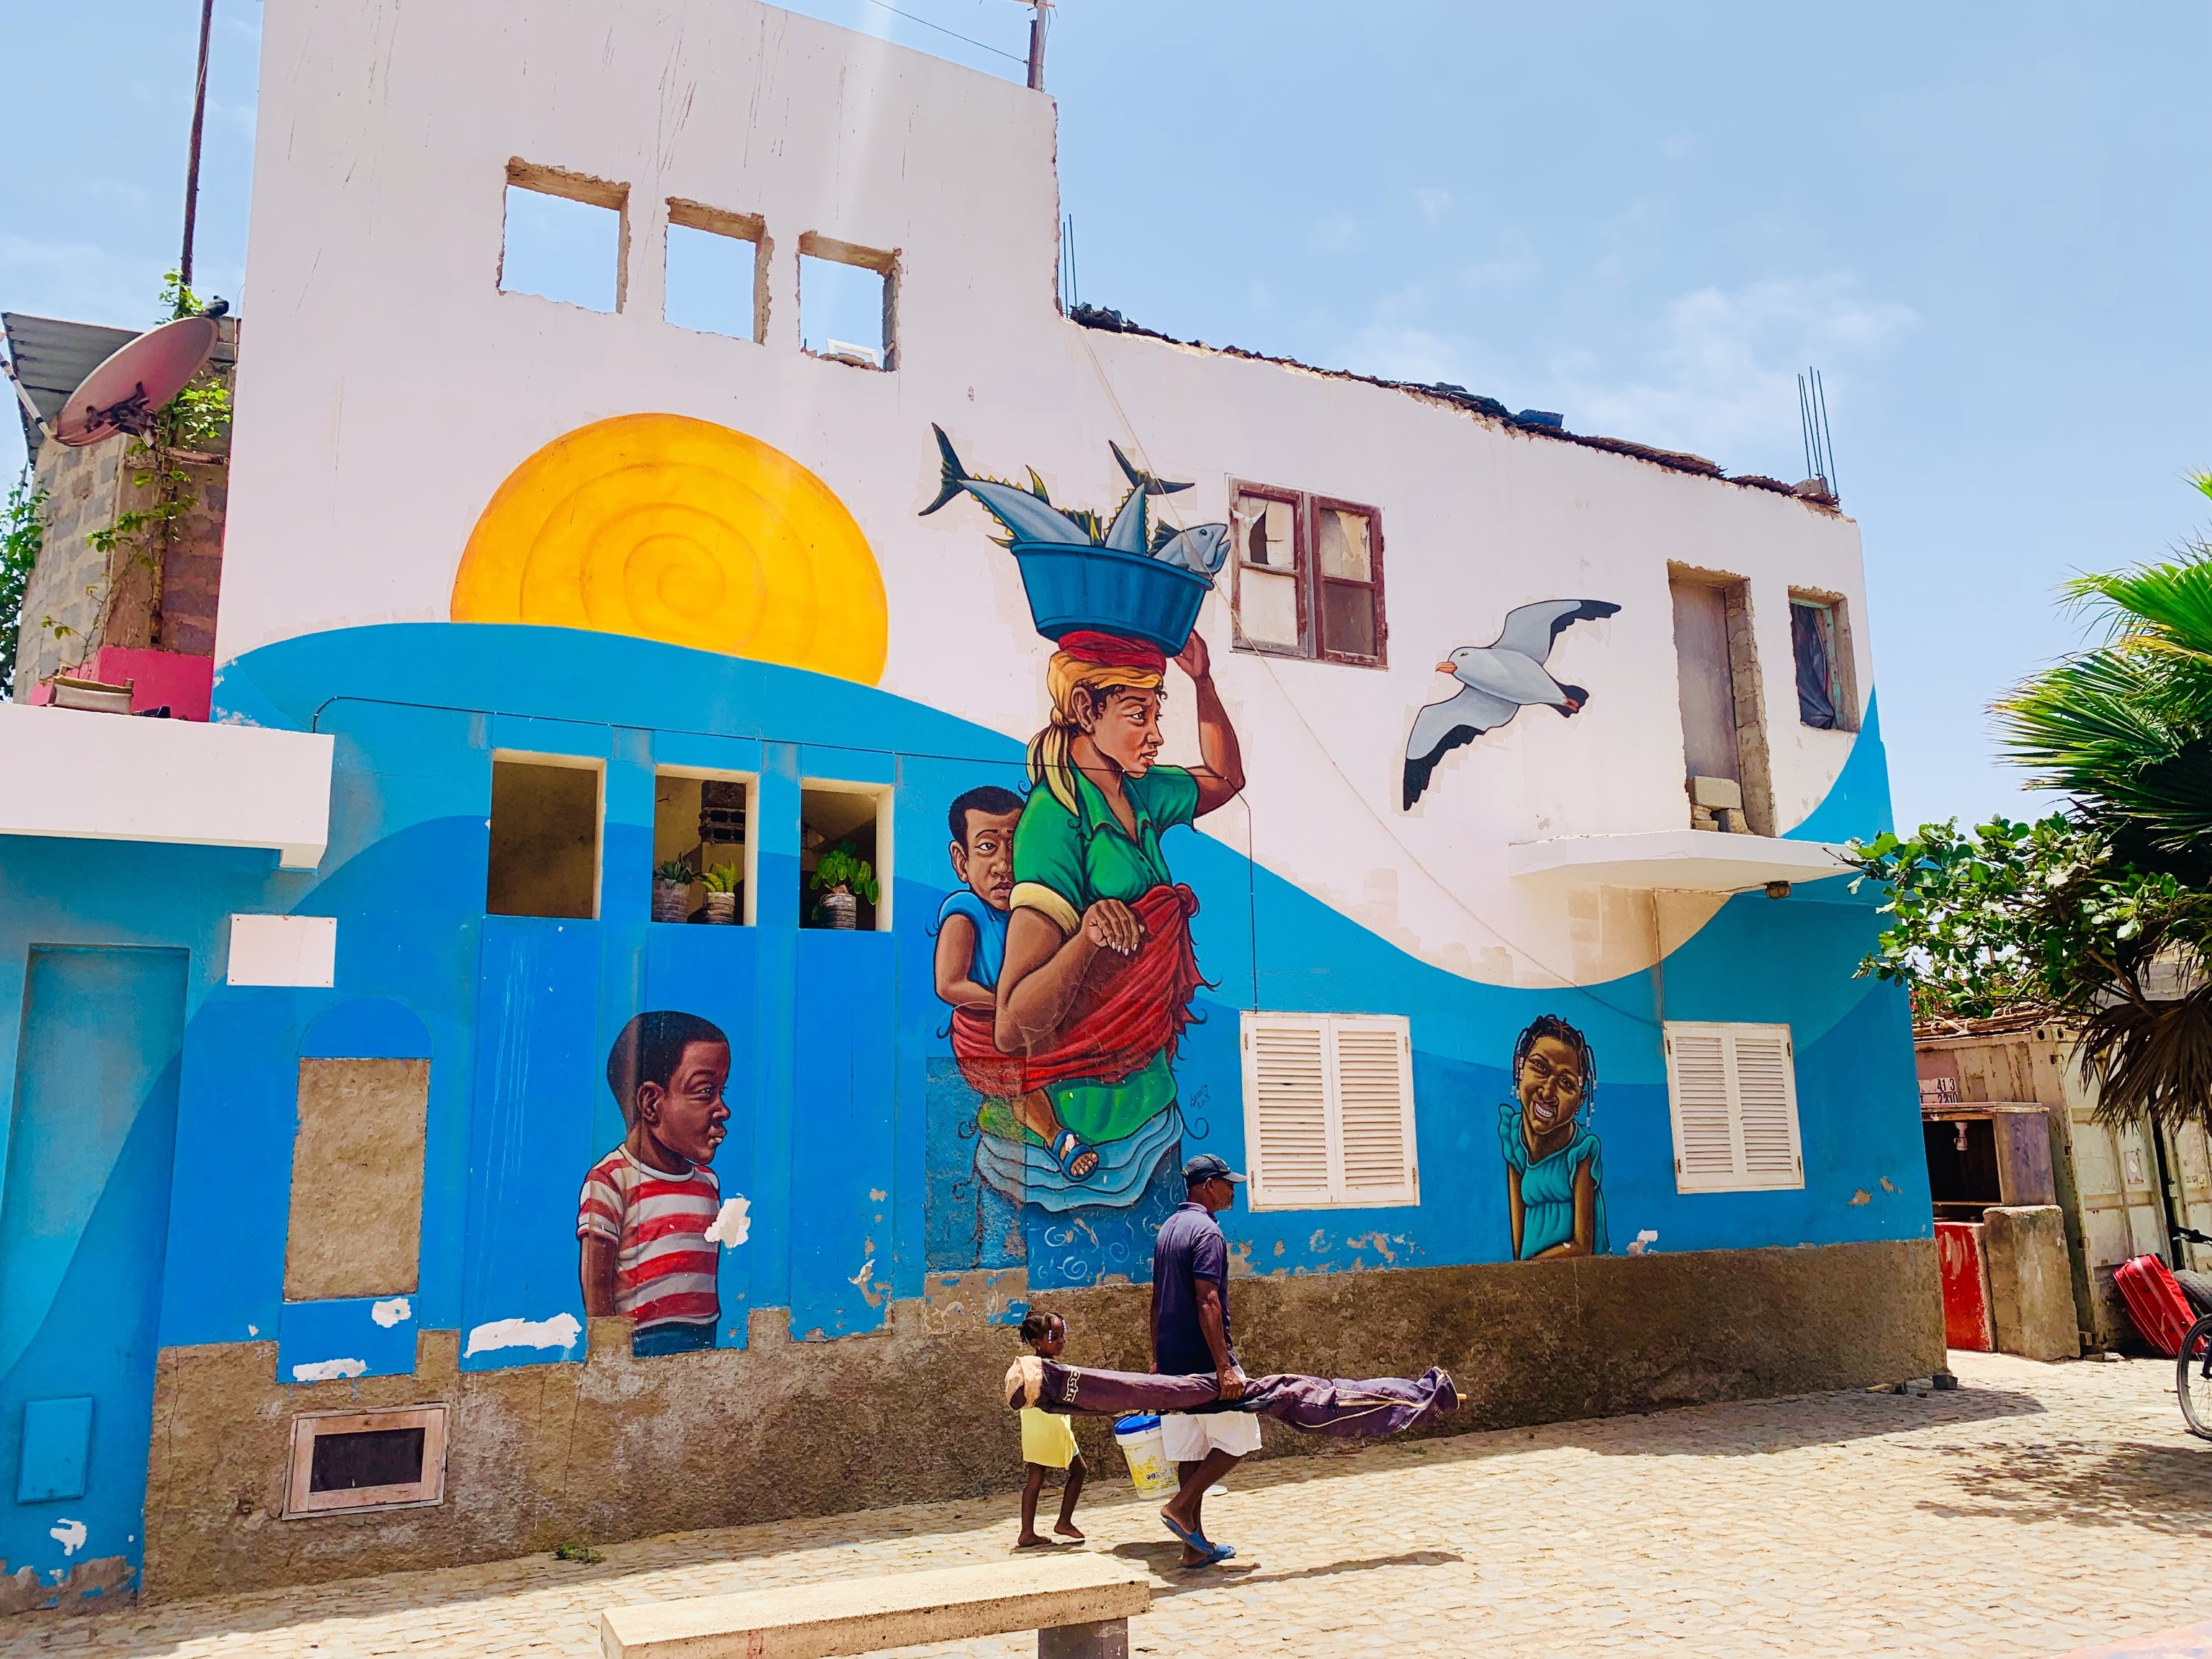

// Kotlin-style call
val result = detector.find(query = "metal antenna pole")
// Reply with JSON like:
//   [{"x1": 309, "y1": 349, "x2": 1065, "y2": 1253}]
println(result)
[
  {"x1": 179, "y1": 0, "x2": 216, "y2": 297},
  {"x1": 1025, "y1": 0, "x2": 1052, "y2": 90}
]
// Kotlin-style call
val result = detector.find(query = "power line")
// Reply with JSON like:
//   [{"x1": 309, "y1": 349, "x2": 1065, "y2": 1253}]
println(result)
[{"x1": 853, "y1": 0, "x2": 1026, "y2": 65}]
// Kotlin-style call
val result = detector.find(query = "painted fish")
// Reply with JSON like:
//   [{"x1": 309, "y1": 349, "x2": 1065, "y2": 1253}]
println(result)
[
  {"x1": 1100, "y1": 441, "x2": 1194, "y2": 554},
  {"x1": 1152, "y1": 522, "x2": 1231, "y2": 576},
  {"x1": 921, "y1": 425, "x2": 1086, "y2": 546}
]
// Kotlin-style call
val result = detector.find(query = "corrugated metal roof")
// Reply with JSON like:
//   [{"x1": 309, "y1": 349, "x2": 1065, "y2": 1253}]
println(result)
[{"x1": 2, "y1": 312, "x2": 144, "y2": 464}]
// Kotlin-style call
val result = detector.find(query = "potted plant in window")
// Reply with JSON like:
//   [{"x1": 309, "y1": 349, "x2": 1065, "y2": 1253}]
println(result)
[
  {"x1": 652, "y1": 859, "x2": 694, "y2": 923},
  {"x1": 809, "y1": 846, "x2": 878, "y2": 930},
  {"x1": 701, "y1": 862, "x2": 741, "y2": 925}
]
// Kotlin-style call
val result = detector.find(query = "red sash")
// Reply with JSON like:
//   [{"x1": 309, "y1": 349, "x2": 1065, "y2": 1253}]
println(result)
[{"x1": 951, "y1": 884, "x2": 1201, "y2": 1097}]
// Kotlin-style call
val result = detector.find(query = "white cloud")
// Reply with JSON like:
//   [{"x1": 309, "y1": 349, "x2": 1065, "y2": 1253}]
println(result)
[
  {"x1": 1462, "y1": 229, "x2": 1539, "y2": 292},
  {"x1": 1413, "y1": 187, "x2": 1451, "y2": 225},
  {"x1": 1555, "y1": 275, "x2": 1915, "y2": 467},
  {"x1": 1308, "y1": 214, "x2": 1358, "y2": 253}
]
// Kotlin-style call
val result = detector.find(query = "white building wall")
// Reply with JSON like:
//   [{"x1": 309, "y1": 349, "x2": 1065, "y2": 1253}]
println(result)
[{"x1": 221, "y1": 0, "x2": 1877, "y2": 989}]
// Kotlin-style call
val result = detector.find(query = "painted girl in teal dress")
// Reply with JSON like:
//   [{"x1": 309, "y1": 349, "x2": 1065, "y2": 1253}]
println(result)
[{"x1": 1500, "y1": 1015, "x2": 1607, "y2": 1259}]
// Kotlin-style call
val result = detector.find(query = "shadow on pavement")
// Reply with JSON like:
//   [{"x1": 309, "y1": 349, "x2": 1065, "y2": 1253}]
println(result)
[
  {"x1": 1917, "y1": 1435, "x2": 2212, "y2": 1536},
  {"x1": 1109, "y1": 1542, "x2": 1465, "y2": 1597}
]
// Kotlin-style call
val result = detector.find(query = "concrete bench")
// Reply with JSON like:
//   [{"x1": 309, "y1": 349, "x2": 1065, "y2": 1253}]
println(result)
[{"x1": 598, "y1": 1552, "x2": 1151, "y2": 1659}]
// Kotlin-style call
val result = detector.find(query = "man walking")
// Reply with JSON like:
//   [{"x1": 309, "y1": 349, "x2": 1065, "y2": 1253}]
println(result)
[{"x1": 1151, "y1": 1152, "x2": 1252, "y2": 1566}]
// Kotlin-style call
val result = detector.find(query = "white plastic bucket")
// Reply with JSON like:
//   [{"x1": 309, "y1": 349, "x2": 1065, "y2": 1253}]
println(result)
[{"x1": 1113, "y1": 1413, "x2": 1177, "y2": 1497}]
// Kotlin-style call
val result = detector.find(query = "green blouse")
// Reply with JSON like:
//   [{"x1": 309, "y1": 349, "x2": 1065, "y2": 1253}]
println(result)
[{"x1": 1010, "y1": 763, "x2": 1200, "y2": 934}]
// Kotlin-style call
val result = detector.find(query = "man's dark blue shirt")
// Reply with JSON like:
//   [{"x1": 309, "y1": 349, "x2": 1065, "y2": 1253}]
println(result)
[{"x1": 1152, "y1": 1200, "x2": 1235, "y2": 1375}]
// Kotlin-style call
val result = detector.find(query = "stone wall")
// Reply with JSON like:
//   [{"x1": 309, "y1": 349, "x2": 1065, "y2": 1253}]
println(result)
[
  {"x1": 13, "y1": 433, "x2": 130, "y2": 692},
  {"x1": 142, "y1": 1238, "x2": 1941, "y2": 1603}
]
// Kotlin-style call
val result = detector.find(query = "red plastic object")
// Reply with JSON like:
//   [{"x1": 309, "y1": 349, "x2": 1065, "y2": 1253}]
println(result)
[
  {"x1": 1937, "y1": 1221, "x2": 1994, "y2": 1352},
  {"x1": 2114, "y1": 1254, "x2": 2196, "y2": 1357}
]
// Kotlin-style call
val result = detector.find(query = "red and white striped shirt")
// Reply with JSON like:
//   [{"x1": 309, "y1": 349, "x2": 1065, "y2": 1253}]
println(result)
[{"x1": 577, "y1": 1148, "x2": 721, "y2": 1336}]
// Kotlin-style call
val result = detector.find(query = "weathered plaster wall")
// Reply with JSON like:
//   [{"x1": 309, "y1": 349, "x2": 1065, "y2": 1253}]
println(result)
[{"x1": 143, "y1": 1238, "x2": 1940, "y2": 1601}]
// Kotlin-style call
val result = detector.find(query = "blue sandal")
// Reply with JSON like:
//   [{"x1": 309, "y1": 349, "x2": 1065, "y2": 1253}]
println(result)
[
  {"x1": 1161, "y1": 1514, "x2": 1235, "y2": 1565},
  {"x1": 1050, "y1": 1130, "x2": 1100, "y2": 1183}
]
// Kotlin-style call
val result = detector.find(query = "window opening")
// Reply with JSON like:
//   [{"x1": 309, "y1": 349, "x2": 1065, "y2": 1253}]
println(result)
[
  {"x1": 285, "y1": 1406, "x2": 447, "y2": 1517},
  {"x1": 798, "y1": 233, "x2": 896, "y2": 369},
  {"x1": 665, "y1": 199, "x2": 767, "y2": 343},
  {"x1": 1241, "y1": 1012, "x2": 1417, "y2": 1210},
  {"x1": 1229, "y1": 487, "x2": 1385, "y2": 666},
  {"x1": 487, "y1": 756, "x2": 601, "y2": 920},
  {"x1": 652, "y1": 770, "x2": 751, "y2": 925},
  {"x1": 1668, "y1": 569, "x2": 1771, "y2": 834},
  {"x1": 1663, "y1": 1022, "x2": 1803, "y2": 1193},
  {"x1": 500, "y1": 160, "x2": 629, "y2": 313},
  {"x1": 1788, "y1": 592, "x2": 1857, "y2": 732},
  {"x1": 800, "y1": 785, "x2": 888, "y2": 931}
]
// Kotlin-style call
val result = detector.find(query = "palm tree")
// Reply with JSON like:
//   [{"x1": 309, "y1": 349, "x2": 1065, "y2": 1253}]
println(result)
[{"x1": 1987, "y1": 473, "x2": 2212, "y2": 1127}]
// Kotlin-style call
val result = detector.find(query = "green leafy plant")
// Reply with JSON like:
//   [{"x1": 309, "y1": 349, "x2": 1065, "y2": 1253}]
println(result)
[
  {"x1": 1, "y1": 470, "x2": 48, "y2": 697},
  {"x1": 551, "y1": 1540, "x2": 603, "y2": 1564},
  {"x1": 655, "y1": 858, "x2": 695, "y2": 884},
  {"x1": 809, "y1": 845, "x2": 879, "y2": 904},
  {"x1": 701, "y1": 862, "x2": 741, "y2": 895},
  {"x1": 81, "y1": 273, "x2": 233, "y2": 651},
  {"x1": 1844, "y1": 472, "x2": 2212, "y2": 1130}
]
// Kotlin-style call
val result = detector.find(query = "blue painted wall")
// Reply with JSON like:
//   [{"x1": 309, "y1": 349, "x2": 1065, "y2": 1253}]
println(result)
[{"x1": 0, "y1": 620, "x2": 1926, "y2": 1593}]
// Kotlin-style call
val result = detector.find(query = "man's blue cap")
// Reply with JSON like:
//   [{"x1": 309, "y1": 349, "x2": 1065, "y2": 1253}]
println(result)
[{"x1": 1182, "y1": 1153, "x2": 1246, "y2": 1184}]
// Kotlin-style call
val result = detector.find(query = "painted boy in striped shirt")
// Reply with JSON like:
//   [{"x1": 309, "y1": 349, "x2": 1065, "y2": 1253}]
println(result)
[{"x1": 577, "y1": 1010, "x2": 732, "y2": 1357}]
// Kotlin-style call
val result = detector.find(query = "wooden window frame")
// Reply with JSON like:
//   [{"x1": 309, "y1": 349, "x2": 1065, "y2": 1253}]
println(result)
[
  {"x1": 1228, "y1": 485, "x2": 1387, "y2": 669},
  {"x1": 1787, "y1": 588, "x2": 1860, "y2": 734},
  {"x1": 284, "y1": 1405, "x2": 448, "y2": 1519},
  {"x1": 1240, "y1": 1010, "x2": 1419, "y2": 1210}
]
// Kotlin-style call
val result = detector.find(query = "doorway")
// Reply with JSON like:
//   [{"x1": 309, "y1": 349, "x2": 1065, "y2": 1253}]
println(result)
[
  {"x1": 1668, "y1": 570, "x2": 1773, "y2": 834},
  {"x1": 0, "y1": 945, "x2": 189, "y2": 1599}
]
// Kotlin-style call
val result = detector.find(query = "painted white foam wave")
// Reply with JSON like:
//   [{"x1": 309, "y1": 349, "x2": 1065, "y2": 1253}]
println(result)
[
  {"x1": 371, "y1": 1296, "x2": 412, "y2": 1328},
  {"x1": 292, "y1": 1357, "x2": 369, "y2": 1382},
  {"x1": 464, "y1": 1312, "x2": 582, "y2": 1357},
  {"x1": 705, "y1": 1195, "x2": 750, "y2": 1248}
]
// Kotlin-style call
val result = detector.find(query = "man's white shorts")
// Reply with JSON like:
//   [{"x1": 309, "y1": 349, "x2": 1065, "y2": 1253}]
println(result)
[{"x1": 1160, "y1": 1410, "x2": 1262, "y2": 1462}]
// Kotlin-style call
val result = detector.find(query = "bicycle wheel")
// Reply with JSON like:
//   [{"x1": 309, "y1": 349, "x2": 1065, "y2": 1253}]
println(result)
[{"x1": 2180, "y1": 1315, "x2": 2212, "y2": 1442}]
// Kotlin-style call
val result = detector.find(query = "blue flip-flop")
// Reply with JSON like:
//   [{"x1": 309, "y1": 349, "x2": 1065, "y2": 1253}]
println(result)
[{"x1": 1161, "y1": 1514, "x2": 1235, "y2": 1565}]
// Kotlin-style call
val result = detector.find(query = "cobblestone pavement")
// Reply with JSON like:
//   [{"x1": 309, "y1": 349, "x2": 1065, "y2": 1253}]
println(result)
[{"x1": 8, "y1": 1351, "x2": 2211, "y2": 1658}]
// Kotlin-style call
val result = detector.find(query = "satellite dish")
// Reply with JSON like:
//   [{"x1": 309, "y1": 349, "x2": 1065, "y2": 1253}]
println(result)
[{"x1": 53, "y1": 314, "x2": 220, "y2": 448}]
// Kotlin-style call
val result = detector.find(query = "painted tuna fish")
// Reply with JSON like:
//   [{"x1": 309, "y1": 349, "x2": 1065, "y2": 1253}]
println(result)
[
  {"x1": 1151, "y1": 521, "x2": 1231, "y2": 576},
  {"x1": 922, "y1": 425, "x2": 1086, "y2": 545}
]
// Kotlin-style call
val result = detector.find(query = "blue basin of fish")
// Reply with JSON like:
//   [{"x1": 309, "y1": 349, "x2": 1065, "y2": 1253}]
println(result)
[{"x1": 1012, "y1": 540, "x2": 1211, "y2": 654}]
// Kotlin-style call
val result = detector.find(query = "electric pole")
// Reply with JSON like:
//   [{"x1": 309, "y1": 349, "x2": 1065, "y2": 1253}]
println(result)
[
  {"x1": 1025, "y1": 0, "x2": 1052, "y2": 91},
  {"x1": 179, "y1": 0, "x2": 216, "y2": 297}
]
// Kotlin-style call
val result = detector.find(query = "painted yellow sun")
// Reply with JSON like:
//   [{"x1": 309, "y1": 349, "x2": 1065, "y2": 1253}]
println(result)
[{"x1": 450, "y1": 413, "x2": 887, "y2": 683}]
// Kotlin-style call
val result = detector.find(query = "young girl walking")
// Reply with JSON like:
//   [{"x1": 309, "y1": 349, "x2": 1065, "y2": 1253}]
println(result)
[{"x1": 1015, "y1": 1310, "x2": 1087, "y2": 1547}]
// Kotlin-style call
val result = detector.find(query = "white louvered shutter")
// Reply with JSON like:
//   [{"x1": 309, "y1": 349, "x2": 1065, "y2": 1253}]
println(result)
[
  {"x1": 1242, "y1": 1012, "x2": 1418, "y2": 1209},
  {"x1": 1330, "y1": 1018, "x2": 1418, "y2": 1205},
  {"x1": 1665, "y1": 1022, "x2": 1803, "y2": 1192},
  {"x1": 1244, "y1": 1015, "x2": 1332, "y2": 1207}
]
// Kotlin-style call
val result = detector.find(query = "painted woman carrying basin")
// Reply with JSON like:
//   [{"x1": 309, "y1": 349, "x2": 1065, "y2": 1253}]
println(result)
[
  {"x1": 924, "y1": 428, "x2": 1243, "y2": 1280},
  {"x1": 969, "y1": 628, "x2": 1244, "y2": 1248},
  {"x1": 1501, "y1": 1014, "x2": 1609, "y2": 1259}
]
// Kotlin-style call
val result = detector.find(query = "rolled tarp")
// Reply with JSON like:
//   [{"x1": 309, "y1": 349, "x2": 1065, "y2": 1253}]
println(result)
[{"x1": 1004, "y1": 1356, "x2": 1460, "y2": 1440}]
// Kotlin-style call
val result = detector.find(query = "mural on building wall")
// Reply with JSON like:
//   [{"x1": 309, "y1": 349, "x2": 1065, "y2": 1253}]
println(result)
[
  {"x1": 1501, "y1": 1015, "x2": 1608, "y2": 1259},
  {"x1": 1403, "y1": 599, "x2": 1622, "y2": 807},
  {"x1": 922, "y1": 428, "x2": 1241, "y2": 1289},
  {"x1": 449, "y1": 413, "x2": 889, "y2": 683},
  {"x1": 577, "y1": 1010, "x2": 742, "y2": 1357}
]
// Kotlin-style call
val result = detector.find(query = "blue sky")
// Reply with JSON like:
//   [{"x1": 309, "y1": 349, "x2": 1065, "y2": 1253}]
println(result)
[{"x1": 6, "y1": 1, "x2": 2206, "y2": 833}]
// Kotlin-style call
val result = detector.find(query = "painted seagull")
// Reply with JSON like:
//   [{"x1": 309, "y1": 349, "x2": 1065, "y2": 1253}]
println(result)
[{"x1": 1402, "y1": 598, "x2": 1622, "y2": 809}]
